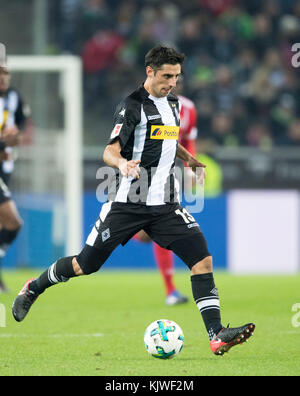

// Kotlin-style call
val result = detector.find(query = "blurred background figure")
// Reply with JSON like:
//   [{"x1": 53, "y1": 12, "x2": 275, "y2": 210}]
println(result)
[
  {"x1": 34, "y1": 0, "x2": 298, "y2": 149},
  {"x1": 0, "y1": 67, "x2": 27, "y2": 292}
]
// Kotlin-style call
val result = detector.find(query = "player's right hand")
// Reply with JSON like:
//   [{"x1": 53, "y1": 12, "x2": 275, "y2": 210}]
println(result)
[
  {"x1": 0, "y1": 151, "x2": 9, "y2": 161},
  {"x1": 2, "y1": 126, "x2": 21, "y2": 147},
  {"x1": 119, "y1": 159, "x2": 141, "y2": 179}
]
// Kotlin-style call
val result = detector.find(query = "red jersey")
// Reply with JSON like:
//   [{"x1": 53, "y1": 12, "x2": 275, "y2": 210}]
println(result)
[{"x1": 178, "y1": 95, "x2": 198, "y2": 157}]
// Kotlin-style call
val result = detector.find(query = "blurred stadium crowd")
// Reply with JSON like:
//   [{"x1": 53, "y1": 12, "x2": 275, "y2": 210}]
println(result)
[{"x1": 51, "y1": 0, "x2": 300, "y2": 148}]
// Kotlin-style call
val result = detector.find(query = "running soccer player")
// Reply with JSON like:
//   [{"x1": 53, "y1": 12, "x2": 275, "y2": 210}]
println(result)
[
  {"x1": 0, "y1": 67, "x2": 25, "y2": 292},
  {"x1": 12, "y1": 46, "x2": 255, "y2": 356},
  {"x1": 134, "y1": 92, "x2": 198, "y2": 306}
]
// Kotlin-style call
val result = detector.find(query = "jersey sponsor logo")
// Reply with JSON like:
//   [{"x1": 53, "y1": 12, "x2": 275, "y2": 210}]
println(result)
[
  {"x1": 147, "y1": 114, "x2": 161, "y2": 121},
  {"x1": 110, "y1": 123, "x2": 123, "y2": 139},
  {"x1": 150, "y1": 125, "x2": 179, "y2": 140},
  {"x1": 152, "y1": 127, "x2": 163, "y2": 137}
]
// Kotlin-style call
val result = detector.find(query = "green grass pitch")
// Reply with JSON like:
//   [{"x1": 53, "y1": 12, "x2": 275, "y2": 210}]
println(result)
[{"x1": 0, "y1": 269, "x2": 299, "y2": 376}]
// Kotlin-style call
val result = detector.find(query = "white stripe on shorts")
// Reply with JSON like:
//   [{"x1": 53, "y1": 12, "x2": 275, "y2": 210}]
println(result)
[{"x1": 86, "y1": 201, "x2": 112, "y2": 247}]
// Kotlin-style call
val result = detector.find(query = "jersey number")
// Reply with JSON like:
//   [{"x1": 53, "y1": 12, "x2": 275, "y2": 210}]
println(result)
[{"x1": 175, "y1": 208, "x2": 195, "y2": 224}]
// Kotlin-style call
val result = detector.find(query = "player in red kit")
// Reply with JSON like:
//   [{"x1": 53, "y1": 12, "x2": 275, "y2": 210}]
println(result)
[{"x1": 134, "y1": 93, "x2": 198, "y2": 305}]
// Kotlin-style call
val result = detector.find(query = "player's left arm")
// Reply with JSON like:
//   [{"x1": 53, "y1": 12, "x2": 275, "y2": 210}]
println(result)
[
  {"x1": 180, "y1": 137, "x2": 196, "y2": 158},
  {"x1": 177, "y1": 143, "x2": 206, "y2": 183},
  {"x1": 176, "y1": 143, "x2": 205, "y2": 170},
  {"x1": 180, "y1": 102, "x2": 198, "y2": 157}
]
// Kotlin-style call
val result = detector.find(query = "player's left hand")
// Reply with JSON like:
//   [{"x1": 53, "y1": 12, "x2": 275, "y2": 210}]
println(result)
[
  {"x1": 187, "y1": 157, "x2": 206, "y2": 185},
  {"x1": 187, "y1": 156, "x2": 206, "y2": 171}
]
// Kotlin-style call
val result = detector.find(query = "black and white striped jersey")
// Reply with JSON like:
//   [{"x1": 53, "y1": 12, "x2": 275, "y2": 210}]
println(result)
[
  {"x1": 0, "y1": 88, "x2": 25, "y2": 132},
  {"x1": 107, "y1": 85, "x2": 182, "y2": 206},
  {"x1": 0, "y1": 88, "x2": 26, "y2": 176}
]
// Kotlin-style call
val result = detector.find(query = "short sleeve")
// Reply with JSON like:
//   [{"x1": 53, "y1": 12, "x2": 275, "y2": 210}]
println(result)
[
  {"x1": 15, "y1": 94, "x2": 27, "y2": 130},
  {"x1": 107, "y1": 98, "x2": 141, "y2": 149}
]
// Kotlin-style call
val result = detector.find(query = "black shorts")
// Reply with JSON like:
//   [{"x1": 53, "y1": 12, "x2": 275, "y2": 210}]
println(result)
[
  {"x1": 86, "y1": 201, "x2": 209, "y2": 254},
  {"x1": 0, "y1": 176, "x2": 12, "y2": 205},
  {"x1": 77, "y1": 202, "x2": 211, "y2": 272}
]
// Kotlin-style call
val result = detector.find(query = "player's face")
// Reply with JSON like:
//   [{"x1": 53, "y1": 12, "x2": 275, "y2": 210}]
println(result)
[
  {"x1": 0, "y1": 71, "x2": 10, "y2": 94},
  {"x1": 146, "y1": 64, "x2": 181, "y2": 98}
]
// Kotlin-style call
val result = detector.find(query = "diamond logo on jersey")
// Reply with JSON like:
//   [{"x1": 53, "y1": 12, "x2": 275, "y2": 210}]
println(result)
[
  {"x1": 150, "y1": 125, "x2": 179, "y2": 140},
  {"x1": 110, "y1": 123, "x2": 123, "y2": 139},
  {"x1": 101, "y1": 228, "x2": 110, "y2": 242}
]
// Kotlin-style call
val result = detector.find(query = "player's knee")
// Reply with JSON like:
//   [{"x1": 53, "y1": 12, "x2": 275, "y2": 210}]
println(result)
[
  {"x1": 169, "y1": 233, "x2": 211, "y2": 271},
  {"x1": 76, "y1": 245, "x2": 108, "y2": 275},
  {"x1": 190, "y1": 255, "x2": 213, "y2": 275},
  {"x1": 72, "y1": 257, "x2": 84, "y2": 276}
]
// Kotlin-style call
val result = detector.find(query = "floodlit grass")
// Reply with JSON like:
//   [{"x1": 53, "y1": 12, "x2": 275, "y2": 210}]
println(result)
[{"x1": 0, "y1": 270, "x2": 299, "y2": 376}]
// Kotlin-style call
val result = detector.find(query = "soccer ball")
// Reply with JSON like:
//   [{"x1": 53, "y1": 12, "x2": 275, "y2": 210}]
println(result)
[{"x1": 144, "y1": 319, "x2": 184, "y2": 359}]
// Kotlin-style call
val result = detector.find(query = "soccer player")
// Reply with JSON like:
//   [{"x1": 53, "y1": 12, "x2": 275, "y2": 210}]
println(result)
[
  {"x1": 134, "y1": 91, "x2": 198, "y2": 306},
  {"x1": 12, "y1": 46, "x2": 255, "y2": 356},
  {"x1": 0, "y1": 67, "x2": 25, "y2": 292}
]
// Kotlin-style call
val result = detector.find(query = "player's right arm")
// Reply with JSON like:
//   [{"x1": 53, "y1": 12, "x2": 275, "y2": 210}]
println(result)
[
  {"x1": 103, "y1": 140, "x2": 140, "y2": 179},
  {"x1": 0, "y1": 91, "x2": 27, "y2": 150},
  {"x1": 0, "y1": 132, "x2": 21, "y2": 161},
  {"x1": 103, "y1": 96, "x2": 141, "y2": 179},
  {"x1": 0, "y1": 129, "x2": 21, "y2": 151}
]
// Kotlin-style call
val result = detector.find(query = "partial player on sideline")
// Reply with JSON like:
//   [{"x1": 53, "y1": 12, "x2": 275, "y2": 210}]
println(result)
[{"x1": 0, "y1": 67, "x2": 26, "y2": 292}]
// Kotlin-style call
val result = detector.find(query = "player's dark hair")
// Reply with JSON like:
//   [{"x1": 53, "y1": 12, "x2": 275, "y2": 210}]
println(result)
[{"x1": 145, "y1": 45, "x2": 185, "y2": 71}]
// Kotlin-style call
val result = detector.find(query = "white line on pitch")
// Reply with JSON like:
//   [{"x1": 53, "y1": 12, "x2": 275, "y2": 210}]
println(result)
[{"x1": 0, "y1": 333, "x2": 104, "y2": 338}]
